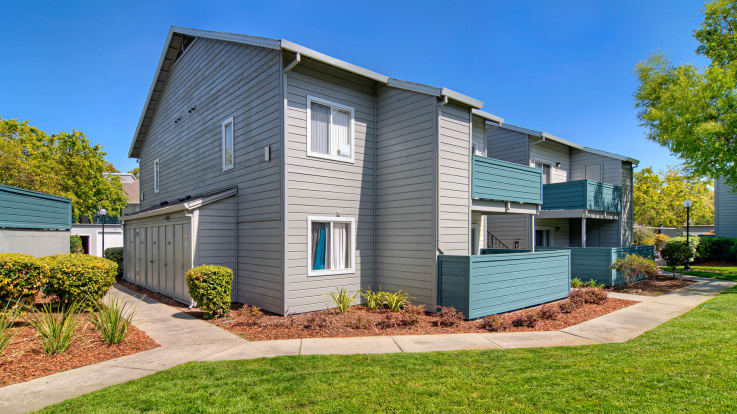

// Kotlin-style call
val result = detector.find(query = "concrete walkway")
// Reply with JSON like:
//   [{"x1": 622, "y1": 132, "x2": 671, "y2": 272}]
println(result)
[{"x1": 2, "y1": 276, "x2": 734, "y2": 413}]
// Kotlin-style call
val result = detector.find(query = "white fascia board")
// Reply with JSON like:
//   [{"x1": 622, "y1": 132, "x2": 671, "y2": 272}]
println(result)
[
  {"x1": 583, "y1": 146, "x2": 639, "y2": 164},
  {"x1": 387, "y1": 78, "x2": 441, "y2": 96},
  {"x1": 471, "y1": 109, "x2": 504, "y2": 124},
  {"x1": 280, "y1": 39, "x2": 390, "y2": 84},
  {"x1": 440, "y1": 88, "x2": 483, "y2": 109}
]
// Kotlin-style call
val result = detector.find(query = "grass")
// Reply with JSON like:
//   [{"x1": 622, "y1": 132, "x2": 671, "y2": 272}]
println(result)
[
  {"x1": 41, "y1": 286, "x2": 737, "y2": 413},
  {"x1": 663, "y1": 265, "x2": 737, "y2": 281}
]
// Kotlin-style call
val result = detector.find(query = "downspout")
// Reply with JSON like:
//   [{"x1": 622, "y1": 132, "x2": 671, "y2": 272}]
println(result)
[{"x1": 284, "y1": 52, "x2": 301, "y2": 73}]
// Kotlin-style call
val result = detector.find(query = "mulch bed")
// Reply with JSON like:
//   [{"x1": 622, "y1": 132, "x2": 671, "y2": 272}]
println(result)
[
  {"x1": 608, "y1": 275, "x2": 695, "y2": 296},
  {"x1": 118, "y1": 280, "x2": 636, "y2": 341},
  {"x1": 1, "y1": 308, "x2": 159, "y2": 387}
]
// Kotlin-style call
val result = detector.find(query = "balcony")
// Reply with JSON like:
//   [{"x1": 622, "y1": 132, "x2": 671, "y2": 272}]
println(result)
[
  {"x1": 472, "y1": 155, "x2": 543, "y2": 205},
  {"x1": 542, "y1": 179, "x2": 621, "y2": 213}
]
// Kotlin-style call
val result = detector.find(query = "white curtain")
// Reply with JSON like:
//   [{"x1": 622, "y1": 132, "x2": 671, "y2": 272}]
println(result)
[
  {"x1": 311, "y1": 102, "x2": 330, "y2": 154},
  {"x1": 330, "y1": 222, "x2": 349, "y2": 270},
  {"x1": 332, "y1": 109, "x2": 350, "y2": 157}
]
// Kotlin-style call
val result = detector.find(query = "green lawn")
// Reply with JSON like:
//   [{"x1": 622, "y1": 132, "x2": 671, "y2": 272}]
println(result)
[
  {"x1": 663, "y1": 265, "x2": 737, "y2": 281},
  {"x1": 43, "y1": 288, "x2": 737, "y2": 413}
]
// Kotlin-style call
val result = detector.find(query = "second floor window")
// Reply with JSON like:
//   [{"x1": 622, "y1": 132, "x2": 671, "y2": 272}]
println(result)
[
  {"x1": 222, "y1": 117, "x2": 234, "y2": 171},
  {"x1": 153, "y1": 158, "x2": 160, "y2": 193},
  {"x1": 307, "y1": 96, "x2": 354, "y2": 162}
]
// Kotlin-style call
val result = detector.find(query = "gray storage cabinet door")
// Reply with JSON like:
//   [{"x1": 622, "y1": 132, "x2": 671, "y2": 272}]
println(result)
[{"x1": 124, "y1": 217, "x2": 192, "y2": 303}]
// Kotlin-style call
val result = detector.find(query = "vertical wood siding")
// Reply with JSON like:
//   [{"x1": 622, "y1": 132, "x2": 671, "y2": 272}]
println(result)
[
  {"x1": 716, "y1": 178, "x2": 737, "y2": 237},
  {"x1": 135, "y1": 38, "x2": 284, "y2": 313},
  {"x1": 438, "y1": 103, "x2": 471, "y2": 255},
  {"x1": 375, "y1": 86, "x2": 437, "y2": 307},
  {"x1": 283, "y1": 59, "x2": 375, "y2": 314}
]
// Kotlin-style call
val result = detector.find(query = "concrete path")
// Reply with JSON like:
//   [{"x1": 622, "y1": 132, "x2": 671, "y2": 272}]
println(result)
[
  {"x1": 0, "y1": 284, "x2": 246, "y2": 414},
  {"x1": 1, "y1": 276, "x2": 734, "y2": 413}
]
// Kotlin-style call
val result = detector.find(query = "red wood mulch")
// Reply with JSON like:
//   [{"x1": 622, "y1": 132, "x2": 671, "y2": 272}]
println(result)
[
  {"x1": 608, "y1": 275, "x2": 694, "y2": 296},
  {"x1": 118, "y1": 280, "x2": 636, "y2": 341},
  {"x1": 0, "y1": 311, "x2": 159, "y2": 387}
]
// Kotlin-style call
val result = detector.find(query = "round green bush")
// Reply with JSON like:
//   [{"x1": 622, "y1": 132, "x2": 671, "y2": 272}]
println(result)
[
  {"x1": 0, "y1": 253, "x2": 49, "y2": 308},
  {"x1": 185, "y1": 265, "x2": 233, "y2": 319},
  {"x1": 43, "y1": 254, "x2": 117, "y2": 305},
  {"x1": 103, "y1": 247, "x2": 124, "y2": 279}
]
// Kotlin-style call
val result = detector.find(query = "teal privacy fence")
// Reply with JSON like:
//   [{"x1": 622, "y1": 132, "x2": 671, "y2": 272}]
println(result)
[
  {"x1": 438, "y1": 249, "x2": 571, "y2": 319},
  {"x1": 0, "y1": 184, "x2": 72, "y2": 230},
  {"x1": 538, "y1": 246, "x2": 655, "y2": 286}
]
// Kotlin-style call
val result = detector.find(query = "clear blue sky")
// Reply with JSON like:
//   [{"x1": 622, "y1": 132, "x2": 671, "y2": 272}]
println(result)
[{"x1": 1, "y1": 0, "x2": 709, "y2": 174}]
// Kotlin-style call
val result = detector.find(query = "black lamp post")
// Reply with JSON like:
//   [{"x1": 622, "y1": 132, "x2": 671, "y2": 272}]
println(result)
[
  {"x1": 98, "y1": 207, "x2": 107, "y2": 257},
  {"x1": 683, "y1": 200, "x2": 692, "y2": 270}
]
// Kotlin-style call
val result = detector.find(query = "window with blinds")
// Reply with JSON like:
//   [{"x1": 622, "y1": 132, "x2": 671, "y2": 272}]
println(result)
[{"x1": 306, "y1": 96, "x2": 355, "y2": 162}]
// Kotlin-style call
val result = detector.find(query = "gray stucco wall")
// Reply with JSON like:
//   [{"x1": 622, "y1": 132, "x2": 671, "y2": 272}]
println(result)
[{"x1": 0, "y1": 229, "x2": 70, "y2": 257}]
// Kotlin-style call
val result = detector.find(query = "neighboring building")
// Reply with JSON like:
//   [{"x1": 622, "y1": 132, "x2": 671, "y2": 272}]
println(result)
[
  {"x1": 71, "y1": 173, "x2": 140, "y2": 256},
  {"x1": 122, "y1": 27, "x2": 641, "y2": 316},
  {"x1": 0, "y1": 184, "x2": 72, "y2": 256},
  {"x1": 715, "y1": 178, "x2": 737, "y2": 237},
  {"x1": 484, "y1": 124, "x2": 637, "y2": 251}
]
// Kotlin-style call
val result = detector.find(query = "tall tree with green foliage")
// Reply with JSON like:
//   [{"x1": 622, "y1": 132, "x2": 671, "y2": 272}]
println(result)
[
  {"x1": 634, "y1": 166, "x2": 714, "y2": 227},
  {"x1": 0, "y1": 117, "x2": 127, "y2": 221},
  {"x1": 635, "y1": 0, "x2": 737, "y2": 188}
]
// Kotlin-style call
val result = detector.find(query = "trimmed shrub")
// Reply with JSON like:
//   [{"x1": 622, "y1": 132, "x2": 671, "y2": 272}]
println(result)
[
  {"x1": 43, "y1": 254, "x2": 117, "y2": 305},
  {"x1": 478, "y1": 314, "x2": 509, "y2": 332},
  {"x1": 433, "y1": 306, "x2": 464, "y2": 327},
  {"x1": 103, "y1": 248, "x2": 124, "y2": 279},
  {"x1": 70, "y1": 235, "x2": 84, "y2": 253},
  {"x1": 185, "y1": 265, "x2": 233, "y2": 319},
  {"x1": 634, "y1": 226, "x2": 655, "y2": 246},
  {"x1": 661, "y1": 239, "x2": 696, "y2": 276},
  {"x1": 610, "y1": 254, "x2": 659, "y2": 284},
  {"x1": 0, "y1": 253, "x2": 49, "y2": 309},
  {"x1": 695, "y1": 236, "x2": 737, "y2": 262}
]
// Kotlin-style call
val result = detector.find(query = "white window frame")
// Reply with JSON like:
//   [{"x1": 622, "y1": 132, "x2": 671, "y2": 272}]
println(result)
[
  {"x1": 222, "y1": 117, "x2": 234, "y2": 171},
  {"x1": 153, "y1": 158, "x2": 160, "y2": 193},
  {"x1": 306, "y1": 95, "x2": 355, "y2": 163},
  {"x1": 534, "y1": 157, "x2": 553, "y2": 184},
  {"x1": 306, "y1": 216, "x2": 356, "y2": 277}
]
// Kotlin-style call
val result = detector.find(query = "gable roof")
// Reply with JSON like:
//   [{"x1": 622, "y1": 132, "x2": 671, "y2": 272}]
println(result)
[{"x1": 128, "y1": 26, "x2": 487, "y2": 158}]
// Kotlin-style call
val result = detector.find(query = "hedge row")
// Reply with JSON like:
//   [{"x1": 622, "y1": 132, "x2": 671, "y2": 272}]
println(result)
[{"x1": 0, "y1": 253, "x2": 117, "y2": 308}]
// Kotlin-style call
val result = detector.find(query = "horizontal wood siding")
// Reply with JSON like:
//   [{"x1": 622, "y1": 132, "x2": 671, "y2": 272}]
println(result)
[
  {"x1": 542, "y1": 180, "x2": 621, "y2": 212},
  {"x1": 375, "y1": 86, "x2": 437, "y2": 307},
  {"x1": 438, "y1": 250, "x2": 571, "y2": 319},
  {"x1": 284, "y1": 58, "x2": 375, "y2": 314},
  {"x1": 486, "y1": 127, "x2": 528, "y2": 164},
  {"x1": 472, "y1": 156, "x2": 543, "y2": 204},
  {"x1": 438, "y1": 103, "x2": 471, "y2": 255},
  {"x1": 716, "y1": 178, "x2": 737, "y2": 237},
  {"x1": 529, "y1": 138, "x2": 570, "y2": 183},
  {"x1": 0, "y1": 185, "x2": 72, "y2": 230},
  {"x1": 135, "y1": 38, "x2": 283, "y2": 312}
]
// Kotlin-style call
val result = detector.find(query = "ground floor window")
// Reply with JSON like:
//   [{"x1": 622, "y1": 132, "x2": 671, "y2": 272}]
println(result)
[{"x1": 308, "y1": 216, "x2": 355, "y2": 276}]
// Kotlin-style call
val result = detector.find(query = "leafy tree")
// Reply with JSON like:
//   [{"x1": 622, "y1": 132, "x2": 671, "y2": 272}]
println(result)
[
  {"x1": 0, "y1": 117, "x2": 127, "y2": 221},
  {"x1": 635, "y1": 0, "x2": 737, "y2": 188},
  {"x1": 634, "y1": 166, "x2": 714, "y2": 227}
]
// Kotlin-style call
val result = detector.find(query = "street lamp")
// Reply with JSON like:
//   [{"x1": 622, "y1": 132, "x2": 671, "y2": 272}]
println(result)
[
  {"x1": 97, "y1": 207, "x2": 107, "y2": 257},
  {"x1": 683, "y1": 200, "x2": 692, "y2": 270}
]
